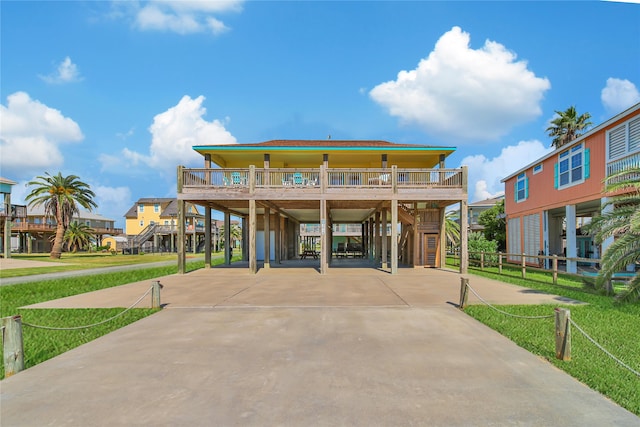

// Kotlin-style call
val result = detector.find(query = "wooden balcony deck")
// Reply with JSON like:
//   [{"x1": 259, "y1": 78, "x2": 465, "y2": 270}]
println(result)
[{"x1": 180, "y1": 167, "x2": 466, "y2": 201}]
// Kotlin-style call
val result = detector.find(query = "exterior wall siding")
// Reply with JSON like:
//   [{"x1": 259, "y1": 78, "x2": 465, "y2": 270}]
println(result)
[{"x1": 505, "y1": 133, "x2": 605, "y2": 218}]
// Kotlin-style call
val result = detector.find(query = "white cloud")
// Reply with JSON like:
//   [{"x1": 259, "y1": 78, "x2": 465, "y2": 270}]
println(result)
[
  {"x1": 370, "y1": 26, "x2": 551, "y2": 141},
  {"x1": 39, "y1": 57, "x2": 82, "y2": 84},
  {"x1": 134, "y1": 0, "x2": 242, "y2": 35},
  {"x1": 601, "y1": 78, "x2": 640, "y2": 114},
  {"x1": 93, "y1": 184, "x2": 133, "y2": 228},
  {"x1": 0, "y1": 92, "x2": 83, "y2": 179},
  {"x1": 106, "y1": 95, "x2": 237, "y2": 176},
  {"x1": 460, "y1": 139, "x2": 552, "y2": 202}
]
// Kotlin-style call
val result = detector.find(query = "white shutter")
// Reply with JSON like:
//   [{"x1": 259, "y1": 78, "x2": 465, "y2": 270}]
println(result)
[
  {"x1": 508, "y1": 218, "x2": 521, "y2": 262},
  {"x1": 629, "y1": 117, "x2": 640, "y2": 152},
  {"x1": 524, "y1": 214, "x2": 540, "y2": 263},
  {"x1": 608, "y1": 125, "x2": 626, "y2": 159}
]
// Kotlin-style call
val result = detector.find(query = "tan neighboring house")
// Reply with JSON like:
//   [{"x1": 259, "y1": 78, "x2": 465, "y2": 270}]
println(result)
[
  {"x1": 124, "y1": 198, "x2": 235, "y2": 253},
  {"x1": 176, "y1": 139, "x2": 469, "y2": 274}
]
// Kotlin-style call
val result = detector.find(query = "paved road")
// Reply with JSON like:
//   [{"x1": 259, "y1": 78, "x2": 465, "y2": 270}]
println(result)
[{"x1": 2, "y1": 266, "x2": 638, "y2": 426}]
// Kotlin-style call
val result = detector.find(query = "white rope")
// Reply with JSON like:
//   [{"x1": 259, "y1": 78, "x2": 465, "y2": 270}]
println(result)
[
  {"x1": 23, "y1": 286, "x2": 154, "y2": 331},
  {"x1": 465, "y1": 283, "x2": 555, "y2": 319},
  {"x1": 569, "y1": 318, "x2": 640, "y2": 378}
]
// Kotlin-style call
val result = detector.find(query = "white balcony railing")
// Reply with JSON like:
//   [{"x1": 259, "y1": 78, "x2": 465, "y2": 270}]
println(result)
[{"x1": 607, "y1": 151, "x2": 640, "y2": 183}]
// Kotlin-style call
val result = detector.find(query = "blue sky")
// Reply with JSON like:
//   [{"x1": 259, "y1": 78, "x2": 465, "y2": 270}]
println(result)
[{"x1": 1, "y1": 1, "x2": 639, "y2": 229}]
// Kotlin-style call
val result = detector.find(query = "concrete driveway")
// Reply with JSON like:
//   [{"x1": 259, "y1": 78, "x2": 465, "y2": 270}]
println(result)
[{"x1": 2, "y1": 266, "x2": 638, "y2": 426}]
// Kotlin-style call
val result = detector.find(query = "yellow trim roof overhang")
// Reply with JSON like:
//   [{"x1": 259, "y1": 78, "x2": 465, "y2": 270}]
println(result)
[{"x1": 193, "y1": 140, "x2": 456, "y2": 169}]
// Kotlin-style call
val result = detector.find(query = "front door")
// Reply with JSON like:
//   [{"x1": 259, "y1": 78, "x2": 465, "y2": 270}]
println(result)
[{"x1": 422, "y1": 233, "x2": 439, "y2": 267}]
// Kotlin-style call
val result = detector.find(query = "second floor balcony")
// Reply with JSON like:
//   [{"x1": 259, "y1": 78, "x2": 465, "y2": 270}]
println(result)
[{"x1": 180, "y1": 166, "x2": 467, "y2": 201}]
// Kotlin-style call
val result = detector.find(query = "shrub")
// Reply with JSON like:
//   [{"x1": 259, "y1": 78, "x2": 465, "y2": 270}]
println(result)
[{"x1": 468, "y1": 232, "x2": 498, "y2": 263}]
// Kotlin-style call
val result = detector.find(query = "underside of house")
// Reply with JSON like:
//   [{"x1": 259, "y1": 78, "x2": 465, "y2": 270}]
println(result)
[{"x1": 176, "y1": 140, "x2": 469, "y2": 274}]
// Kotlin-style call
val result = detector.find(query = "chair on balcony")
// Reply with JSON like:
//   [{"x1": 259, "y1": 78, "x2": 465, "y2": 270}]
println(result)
[
  {"x1": 231, "y1": 172, "x2": 244, "y2": 186},
  {"x1": 293, "y1": 172, "x2": 304, "y2": 186}
]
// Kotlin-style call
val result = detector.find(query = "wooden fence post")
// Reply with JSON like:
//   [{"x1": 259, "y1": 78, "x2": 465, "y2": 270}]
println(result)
[
  {"x1": 498, "y1": 252, "x2": 503, "y2": 274},
  {"x1": 521, "y1": 253, "x2": 526, "y2": 279},
  {"x1": 480, "y1": 251, "x2": 484, "y2": 270},
  {"x1": 152, "y1": 280, "x2": 163, "y2": 309},
  {"x1": 2, "y1": 315, "x2": 25, "y2": 377},
  {"x1": 552, "y1": 255, "x2": 558, "y2": 285},
  {"x1": 554, "y1": 308, "x2": 571, "y2": 361},
  {"x1": 459, "y1": 277, "x2": 469, "y2": 309}
]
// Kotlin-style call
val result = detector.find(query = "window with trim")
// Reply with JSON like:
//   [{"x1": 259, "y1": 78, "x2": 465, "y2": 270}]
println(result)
[
  {"x1": 139, "y1": 220, "x2": 144, "y2": 227},
  {"x1": 554, "y1": 143, "x2": 590, "y2": 189},
  {"x1": 154, "y1": 204, "x2": 160, "y2": 213},
  {"x1": 515, "y1": 172, "x2": 528, "y2": 202},
  {"x1": 533, "y1": 164, "x2": 543, "y2": 174},
  {"x1": 138, "y1": 204, "x2": 144, "y2": 213}
]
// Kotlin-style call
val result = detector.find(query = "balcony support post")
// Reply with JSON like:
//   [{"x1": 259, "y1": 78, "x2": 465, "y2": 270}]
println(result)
[
  {"x1": 391, "y1": 199, "x2": 398, "y2": 274},
  {"x1": 205, "y1": 207, "x2": 211, "y2": 268}
]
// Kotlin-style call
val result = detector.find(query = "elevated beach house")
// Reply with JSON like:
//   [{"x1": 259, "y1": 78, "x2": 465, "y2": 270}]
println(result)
[{"x1": 176, "y1": 139, "x2": 468, "y2": 274}]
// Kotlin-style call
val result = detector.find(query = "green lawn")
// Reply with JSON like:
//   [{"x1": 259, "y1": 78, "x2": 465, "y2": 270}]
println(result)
[
  {"x1": 454, "y1": 262, "x2": 640, "y2": 416},
  {"x1": 0, "y1": 255, "x2": 239, "y2": 379}
]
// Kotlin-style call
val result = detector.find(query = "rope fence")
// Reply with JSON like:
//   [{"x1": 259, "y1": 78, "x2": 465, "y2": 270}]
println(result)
[
  {"x1": 22, "y1": 286, "x2": 154, "y2": 331},
  {"x1": 459, "y1": 277, "x2": 640, "y2": 379},
  {"x1": 2, "y1": 281, "x2": 163, "y2": 378}
]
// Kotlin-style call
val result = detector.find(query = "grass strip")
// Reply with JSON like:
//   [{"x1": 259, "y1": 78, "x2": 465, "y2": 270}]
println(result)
[
  {"x1": 0, "y1": 257, "x2": 238, "y2": 379},
  {"x1": 458, "y1": 265, "x2": 640, "y2": 416}
]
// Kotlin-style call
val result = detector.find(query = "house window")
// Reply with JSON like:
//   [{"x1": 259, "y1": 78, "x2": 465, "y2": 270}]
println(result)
[
  {"x1": 515, "y1": 173, "x2": 528, "y2": 202},
  {"x1": 139, "y1": 220, "x2": 144, "y2": 227},
  {"x1": 154, "y1": 204, "x2": 160, "y2": 213},
  {"x1": 138, "y1": 204, "x2": 144, "y2": 213},
  {"x1": 533, "y1": 164, "x2": 543, "y2": 174},
  {"x1": 555, "y1": 143, "x2": 590, "y2": 189}
]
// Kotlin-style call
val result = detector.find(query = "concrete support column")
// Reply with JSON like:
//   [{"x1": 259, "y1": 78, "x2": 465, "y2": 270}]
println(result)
[
  {"x1": 543, "y1": 210, "x2": 550, "y2": 269},
  {"x1": 362, "y1": 222, "x2": 367, "y2": 259},
  {"x1": 391, "y1": 199, "x2": 398, "y2": 274},
  {"x1": 601, "y1": 198, "x2": 614, "y2": 256},
  {"x1": 264, "y1": 207, "x2": 271, "y2": 268},
  {"x1": 177, "y1": 199, "x2": 186, "y2": 274},
  {"x1": 204, "y1": 207, "x2": 211, "y2": 268},
  {"x1": 460, "y1": 200, "x2": 468, "y2": 274},
  {"x1": 566, "y1": 204, "x2": 577, "y2": 274},
  {"x1": 275, "y1": 212, "x2": 281, "y2": 264},
  {"x1": 381, "y1": 207, "x2": 388, "y2": 269},
  {"x1": 375, "y1": 211, "x2": 381, "y2": 264},
  {"x1": 320, "y1": 199, "x2": 328, "y2": 274},
  {"x1": 439, "y1": 207, "x2": 446, "y2": 268},
  {"x1": 368, "y1": 218, "x2": 374, "y2": 260},
  {"x1": 249, "y1": 200, "x2": 257, "y2": 274},
  {"x1": 224, "y1": 211, "x2": 231, "y2": 265}
]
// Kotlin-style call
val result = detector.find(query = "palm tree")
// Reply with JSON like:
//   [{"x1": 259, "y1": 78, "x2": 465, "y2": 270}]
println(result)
[
  {"x1": 64, "y1": 222, "x2": 95, "y2": 253},
  {"x1": 445, "y1": 210, "x2": 460, "y2": 248},
  {"x1": 218, "y1": 223, "x2": 243, "y2": 251},
  {"x1": 25, "y1": 172, "x2": 97, "y2": 259},
  {"x1": 546, "y1": 106, "x2": 593, "y2": 149},
  {"x1": 586, "y1": 167, "x2": 640, "y2": 302}
]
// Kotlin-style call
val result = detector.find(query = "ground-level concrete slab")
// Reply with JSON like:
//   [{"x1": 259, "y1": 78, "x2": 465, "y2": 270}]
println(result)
[{"x1": 2, "y1": 267, "x2": 637, "y2": 426}]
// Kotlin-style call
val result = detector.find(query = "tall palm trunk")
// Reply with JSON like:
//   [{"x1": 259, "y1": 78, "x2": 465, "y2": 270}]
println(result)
[{"x1": 51, "y1": 214, "x2": 66, "y2": 259}]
